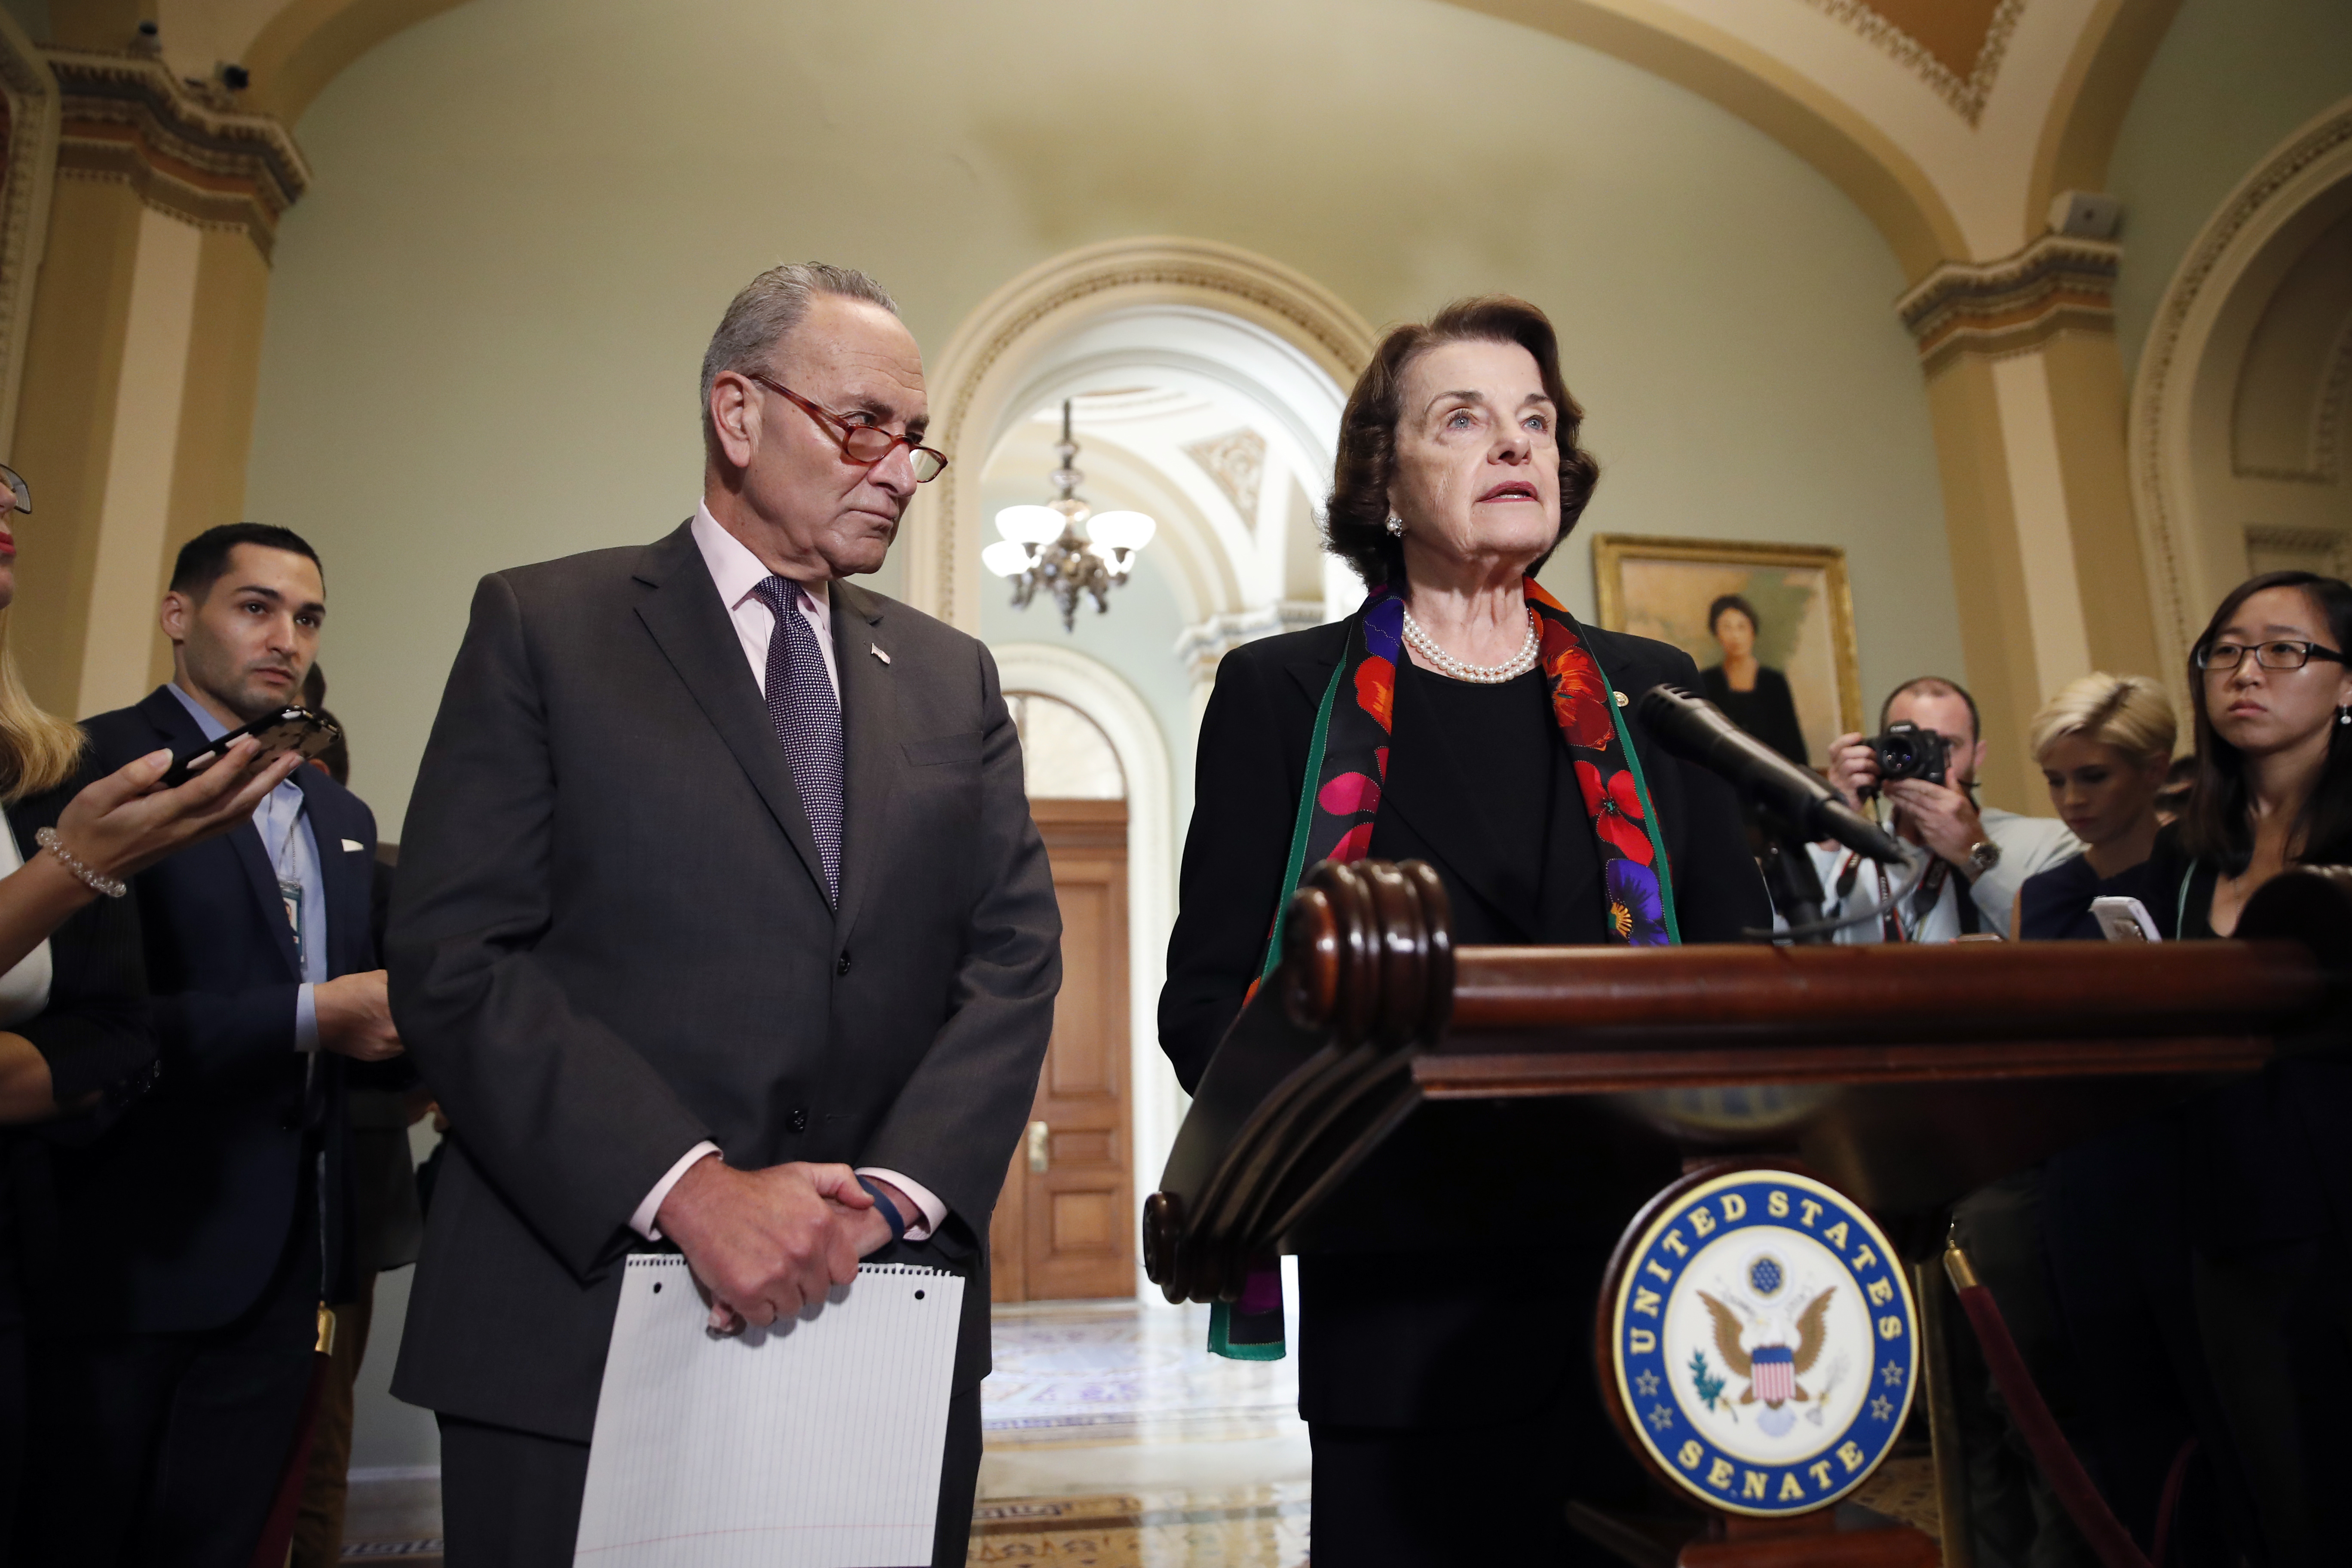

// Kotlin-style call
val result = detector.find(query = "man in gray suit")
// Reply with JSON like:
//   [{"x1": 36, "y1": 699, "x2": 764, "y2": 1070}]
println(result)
[{"x1": 386, "y1": 263, "x2": 1061, "y2": 1567}]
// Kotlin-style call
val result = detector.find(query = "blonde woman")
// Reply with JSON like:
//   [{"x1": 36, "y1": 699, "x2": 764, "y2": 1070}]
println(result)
[{"x1": 2012, "y1": 673, "x2": 2176, "y2": 939}]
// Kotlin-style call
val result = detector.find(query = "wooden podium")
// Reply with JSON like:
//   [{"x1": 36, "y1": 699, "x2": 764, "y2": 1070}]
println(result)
[{"x1": 1140, "y1": 859, "x2": 2349, "y2": 1566}]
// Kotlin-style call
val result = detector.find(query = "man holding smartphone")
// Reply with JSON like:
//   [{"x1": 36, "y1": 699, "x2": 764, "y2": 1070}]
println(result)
[{"x1": 18, "y1": 524, "x2": 402, "y2": 1568}]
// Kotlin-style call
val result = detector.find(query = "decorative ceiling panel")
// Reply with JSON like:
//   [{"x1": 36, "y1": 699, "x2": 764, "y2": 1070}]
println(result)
[{"x1": 1802, "y1": 0, "x2": 2025, "y2": 125}]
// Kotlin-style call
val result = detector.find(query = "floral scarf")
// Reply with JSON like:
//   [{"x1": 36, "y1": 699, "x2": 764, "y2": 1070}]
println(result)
[{"x1": 1211, "y1": 580, "x2": 1679, "y2": 1359}]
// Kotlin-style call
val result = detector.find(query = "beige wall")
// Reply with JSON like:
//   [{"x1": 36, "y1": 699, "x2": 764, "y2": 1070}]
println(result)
[{"x1": 245, "y1": 0, "x2": 1960, "y2": 844}]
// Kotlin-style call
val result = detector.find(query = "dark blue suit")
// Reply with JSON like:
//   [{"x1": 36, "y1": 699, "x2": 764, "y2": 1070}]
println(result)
[{"x1": 17, "y1": 686, "x2": 381, "y2": 1568}]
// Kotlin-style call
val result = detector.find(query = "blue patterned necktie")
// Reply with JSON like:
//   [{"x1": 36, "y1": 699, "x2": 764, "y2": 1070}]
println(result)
[{"x1": 753, "y1": 576, "x2": 843, "y2": 905}]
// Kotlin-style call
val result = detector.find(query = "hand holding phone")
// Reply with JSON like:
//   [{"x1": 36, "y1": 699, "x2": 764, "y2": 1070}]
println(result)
[
  {"x1": 161, "y1": 708, "x2": 340, "y2": 788},
  {"x1": 2090, "y1": 895, "x2": 2163, "y2": 942},
  {"x1": 48, "y1": 736, "x2": 304, "y2": 888}
]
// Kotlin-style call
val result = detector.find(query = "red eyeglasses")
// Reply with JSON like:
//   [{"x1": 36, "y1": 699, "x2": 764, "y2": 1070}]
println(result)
[{"x1": 747, "y1": 372, "x2": 949, "y2": 483}]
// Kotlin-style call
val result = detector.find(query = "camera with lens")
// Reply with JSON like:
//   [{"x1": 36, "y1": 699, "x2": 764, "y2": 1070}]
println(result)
[{"x1": 1865, "y1": 720, "x2": 1949, "y2": 791}]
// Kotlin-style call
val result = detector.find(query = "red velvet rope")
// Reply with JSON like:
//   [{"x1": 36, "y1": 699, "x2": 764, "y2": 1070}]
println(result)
[
  {"x1": 248, "y1": 1348, "x2": 331, "y2": 1568},
  {"x1": 1950, "y1": 1277, "x2": 2151, "y2": 1568}
]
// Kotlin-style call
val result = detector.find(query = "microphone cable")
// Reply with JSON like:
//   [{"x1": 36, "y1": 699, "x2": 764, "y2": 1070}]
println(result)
[{"x1": 1741, "y1": 844, "x2": 1932, "y2": 943}]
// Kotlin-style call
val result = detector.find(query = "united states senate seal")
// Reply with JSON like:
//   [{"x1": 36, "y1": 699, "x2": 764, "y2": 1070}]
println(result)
[{"x1": 1605, "y1": 1166, "x2": 1917, "y2": 1516}]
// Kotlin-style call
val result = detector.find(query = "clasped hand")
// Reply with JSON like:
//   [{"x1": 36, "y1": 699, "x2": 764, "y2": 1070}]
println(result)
[
  {"x1": 655, "y1": 1157, "x2": 900, "y2": 1333},
  {"x1": 1825, "y1": 732, "x2": 1985, "y2": 875}
]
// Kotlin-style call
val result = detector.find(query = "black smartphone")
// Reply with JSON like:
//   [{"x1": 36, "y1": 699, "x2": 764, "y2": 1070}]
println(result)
[{"x1": 160, "y1": 707, "x2": 341, "y2": 788}]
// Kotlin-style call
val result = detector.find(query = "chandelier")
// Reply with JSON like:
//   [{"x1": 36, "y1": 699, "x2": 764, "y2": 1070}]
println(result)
[{"x1": 981, "y1": 399, "x2": 1155, "y2": 631}]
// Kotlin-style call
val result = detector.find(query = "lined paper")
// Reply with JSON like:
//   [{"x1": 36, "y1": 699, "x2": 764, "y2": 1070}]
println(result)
[{"x1": 573, "y1": 1256, "x2": 965, "y2": 1567}]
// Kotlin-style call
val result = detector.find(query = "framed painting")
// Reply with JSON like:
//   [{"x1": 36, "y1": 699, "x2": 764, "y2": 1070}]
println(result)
[{"x1": 1589, "y1": 534, "x2": 1863, "y2": 770}]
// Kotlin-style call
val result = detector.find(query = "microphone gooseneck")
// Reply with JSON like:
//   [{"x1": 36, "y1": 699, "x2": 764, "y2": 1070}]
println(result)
[{"x1": 1634, "y1": 684, "x2": 1910, "y2": 864}]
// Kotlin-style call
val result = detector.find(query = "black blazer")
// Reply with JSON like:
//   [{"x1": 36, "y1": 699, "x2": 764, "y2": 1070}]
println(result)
[
  {"x1": 1, "y1": 770, "x2": 154, "y2": 1334},
  {"x1": 386, "y1": 522, "x2": 1061, "y2": 1443},
  {"x1": 1161, "y1": 614, "x2": 1770, "y2": 1427},
  {"x1": 2, "y1": 772, "x2": 153, "y2": 1114},
  {"x1": 45, "y1": 687, "x2": 380, "y2": 1334}
]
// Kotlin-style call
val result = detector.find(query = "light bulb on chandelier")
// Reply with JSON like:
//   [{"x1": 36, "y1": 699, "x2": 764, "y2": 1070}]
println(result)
[{"x1": 986, "y1": 400, "x2": 1155, "y2": 631}]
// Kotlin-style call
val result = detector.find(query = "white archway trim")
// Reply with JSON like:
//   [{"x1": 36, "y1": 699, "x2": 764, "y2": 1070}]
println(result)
[
  {"x1": 2130, "y1": 98, "x2": 2352, "y2": 698},
  {"x1": 993, "y1": 640, "x2": 1181, "y2": 1303},
  {"x1": 909, "y1": 237, "x2": 1377, "y2": 631}
]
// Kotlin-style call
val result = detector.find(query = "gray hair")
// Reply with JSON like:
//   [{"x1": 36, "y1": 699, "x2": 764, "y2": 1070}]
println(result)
[{"x1": 699, "y1": 262, "x2": 899, "y2": 452}]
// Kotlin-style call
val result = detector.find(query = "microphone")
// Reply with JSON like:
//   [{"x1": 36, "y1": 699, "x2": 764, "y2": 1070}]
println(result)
[{"x1": 1634, "y1": 685, "x2": 1910, "y2": 864}]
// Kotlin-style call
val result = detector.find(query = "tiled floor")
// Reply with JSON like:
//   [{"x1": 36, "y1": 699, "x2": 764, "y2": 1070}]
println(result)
[
  {"x1": 341, "y1": 1296, "x2": 1310, "y2": 1565},
  {"x1": 972, "y1": 1299, "x2": 1311, "y2": 1566}
]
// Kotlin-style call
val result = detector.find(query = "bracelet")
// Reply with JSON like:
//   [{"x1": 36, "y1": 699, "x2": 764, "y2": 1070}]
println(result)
[
  {"x1": 35, "y1": 827, "x2": 126, "y2": 898},
  {"x1": 856, "y1": 1175, "x2": 909, "y2": 1242}
]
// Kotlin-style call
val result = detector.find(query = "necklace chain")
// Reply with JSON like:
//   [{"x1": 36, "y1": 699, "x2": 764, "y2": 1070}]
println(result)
[{"x1": 1400, "y1": 605, "x2": 1542, "y2": 684}]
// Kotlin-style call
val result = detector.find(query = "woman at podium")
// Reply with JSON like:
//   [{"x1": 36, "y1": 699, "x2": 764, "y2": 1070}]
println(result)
[{"x1": 1161, "y1": 296, "x2": 1770, "y2": 1566}]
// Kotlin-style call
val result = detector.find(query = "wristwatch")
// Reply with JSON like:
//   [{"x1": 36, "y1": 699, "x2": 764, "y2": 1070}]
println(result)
[{"x1": 1966, "y1": 838, "x2": 2002, "y2": 877}]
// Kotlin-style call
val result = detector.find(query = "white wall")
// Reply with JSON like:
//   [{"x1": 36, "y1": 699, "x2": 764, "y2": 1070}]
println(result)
[{"x1": 241, "y1": 0, "x2": 1958, "y2": 1473}]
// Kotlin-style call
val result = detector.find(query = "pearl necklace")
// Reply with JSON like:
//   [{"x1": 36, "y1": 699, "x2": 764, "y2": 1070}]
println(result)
[{"x1": 1400, "y1": 606, "x2": 1541, "y2": 684}]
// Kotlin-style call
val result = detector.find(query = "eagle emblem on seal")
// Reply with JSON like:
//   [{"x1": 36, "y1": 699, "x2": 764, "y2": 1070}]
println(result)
[{"x1": 1696, "y1": 1286, "x2": 1834, "y2": 1409}]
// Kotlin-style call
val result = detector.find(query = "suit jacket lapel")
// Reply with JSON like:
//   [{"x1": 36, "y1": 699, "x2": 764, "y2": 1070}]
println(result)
[
  {"x1": 629, "y1": 524, "x2": 831, "y2": 907},
  {"x1": 137, "y1": 688, "x2": 300, "y2": 978},
  {"x1": 831, "y1": 581, "x2": 897, "y2": 939}
]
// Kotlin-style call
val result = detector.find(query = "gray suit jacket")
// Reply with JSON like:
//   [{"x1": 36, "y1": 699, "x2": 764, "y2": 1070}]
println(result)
[{"x1": 386, "y1": 521, "x2": 1061, "y2": 1441}]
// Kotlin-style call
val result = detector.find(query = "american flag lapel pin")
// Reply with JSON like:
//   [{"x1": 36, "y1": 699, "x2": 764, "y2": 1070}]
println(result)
[{"x1": 871, "y1": 643, "x2": 891, "y2": 665}]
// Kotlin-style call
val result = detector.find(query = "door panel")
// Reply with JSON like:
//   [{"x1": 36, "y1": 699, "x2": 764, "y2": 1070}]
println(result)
[{"x1": 991, "y1": 799, "x2": 1132, "y2": 1302}]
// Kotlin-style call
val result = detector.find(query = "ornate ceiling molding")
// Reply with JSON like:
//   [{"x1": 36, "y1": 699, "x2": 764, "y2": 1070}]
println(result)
[
  {"x1": 1895, "y1": 233, "x2": 2119, "y2": 374},
  {"x1": 47, "y1": 48, "x2": 310, "y2": 257},
  {"x1": 1801, "y1": 0, "x2": 2026, "y2": 126},
  {"x1": 0, "y1": 8, "x2": 58, "y2": 462},
  {"x1": 1172, "y1": 601, "x2": 1326, "y2": 687},
  {"x1": 1182, "y1": 427, "x2": 1267, "y2": 521}
]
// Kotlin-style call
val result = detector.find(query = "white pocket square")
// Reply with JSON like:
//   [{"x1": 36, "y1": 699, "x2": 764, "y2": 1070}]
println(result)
[{"x1": 341, "y1": 839, "x2": 366, "y2": 853}]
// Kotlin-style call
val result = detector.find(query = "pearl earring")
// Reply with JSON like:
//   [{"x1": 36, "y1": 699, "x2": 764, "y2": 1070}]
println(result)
[
  {"x1": 1384, "y1": 514, "x2": 1405, "y2": 537},
  {"x1": 2339, "y1": 705, "x2": 2350, "y2": 727}
]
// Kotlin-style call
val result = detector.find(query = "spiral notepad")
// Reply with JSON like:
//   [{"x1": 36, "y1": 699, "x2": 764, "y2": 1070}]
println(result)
[{"x1": 573, "y1": 1256, "x2": 965, "y2": 1567}]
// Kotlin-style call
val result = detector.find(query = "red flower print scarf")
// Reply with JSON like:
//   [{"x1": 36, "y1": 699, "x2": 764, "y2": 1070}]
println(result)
[{"x1": 1210, "y1": 580, "x2": 1679, "y2": 1359}]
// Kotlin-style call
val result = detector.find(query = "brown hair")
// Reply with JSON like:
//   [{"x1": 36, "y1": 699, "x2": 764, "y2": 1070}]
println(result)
[
  {"x1": 1324, "y1": 295, "x2": 1599, "y2": 588},
  {"x1": 2181, "y1": 570, "x2": 2352, "y2": 873},
  {"x1": 1707, "y1": 594, "x2": 1759, "y2": 638}
]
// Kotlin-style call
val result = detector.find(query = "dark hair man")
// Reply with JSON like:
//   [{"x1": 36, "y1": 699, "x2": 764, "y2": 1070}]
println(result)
[
  {"x1": 1813, "y1": 675, "x2": 2079, "y2": 941},
  {"x1": 386, "y1": 263, "x2": 1060, "y2": 1566},
  {"x1": 20, "y1": 523, "x2": 401, "y2": 1565}
]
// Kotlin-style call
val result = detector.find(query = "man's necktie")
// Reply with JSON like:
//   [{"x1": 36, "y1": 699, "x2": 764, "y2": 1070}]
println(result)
[{"x1": 753, "y1": 576, "x2": 844, "y2": 905}]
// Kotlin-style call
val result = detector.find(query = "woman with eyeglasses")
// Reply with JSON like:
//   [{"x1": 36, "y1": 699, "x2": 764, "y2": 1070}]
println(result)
[
  {"x1": 2165, "y1": 570, "x2": 2352, "y2": 933},
  {"x1": 2034, "y1": 571, "x2": 2352, "y2": 1567}
]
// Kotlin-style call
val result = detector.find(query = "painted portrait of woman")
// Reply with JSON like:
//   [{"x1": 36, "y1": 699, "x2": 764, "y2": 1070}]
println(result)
[{"x1": 1698, "y1": 594, "x2": 1809, "y2": 766}]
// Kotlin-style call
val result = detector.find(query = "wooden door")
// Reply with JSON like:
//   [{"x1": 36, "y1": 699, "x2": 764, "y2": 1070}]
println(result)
[{"x1": 991, "y1": 798, "x2": 1133, "y2": 1301}]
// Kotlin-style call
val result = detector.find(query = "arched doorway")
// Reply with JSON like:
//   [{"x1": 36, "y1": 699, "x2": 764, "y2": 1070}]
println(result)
[
  {"x1": 994, "y1": 691, "x2": 1134, "y2": 1302},
  {"x1": 935, "y1": 243, "x2": 1373, "y2": 1299},
  {"x1": 2132, "y1": 99, "x2": 2352, "y2": 698}
]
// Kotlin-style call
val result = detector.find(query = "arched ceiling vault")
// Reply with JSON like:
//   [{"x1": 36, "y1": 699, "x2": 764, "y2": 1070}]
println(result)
[
  {"x1": 162, "y1": 0, "x2": 2177, "y2": 279},
  {"x1": 1445, "y1": 0, "x2": 2182, "y2": 277}
]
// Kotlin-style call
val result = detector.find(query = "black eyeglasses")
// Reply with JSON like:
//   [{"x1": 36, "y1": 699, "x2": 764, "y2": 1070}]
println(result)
[
  {"x1": 2195, "y1": 639, "x2": 2347, "y2": 672},
  {"x1": 746, "y1": 372, "x2": 948, "y2": 483}
]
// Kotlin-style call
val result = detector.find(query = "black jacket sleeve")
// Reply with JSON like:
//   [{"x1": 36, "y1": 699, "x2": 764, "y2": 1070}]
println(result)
[
  {"x1": 1158, "y1": 644, "x2": 1312, "y2": 1095},
  {"x1": 6, "y1": 774, "x2": 154, "y2": 1119}
]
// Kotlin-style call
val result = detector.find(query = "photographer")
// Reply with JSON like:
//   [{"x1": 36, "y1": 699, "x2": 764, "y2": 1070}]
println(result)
[{"x1": 1813, "y1": 676, "x2": 2077, "y2": 941}]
